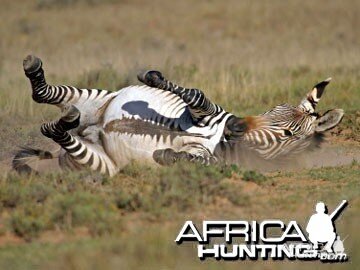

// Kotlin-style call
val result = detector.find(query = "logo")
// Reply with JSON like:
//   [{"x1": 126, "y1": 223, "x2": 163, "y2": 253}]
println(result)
[{"x1": 175, "y1": 200, "x2": 348, "y2": 262}]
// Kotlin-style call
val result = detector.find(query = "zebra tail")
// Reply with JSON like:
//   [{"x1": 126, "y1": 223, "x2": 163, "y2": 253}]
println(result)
[{"x1": 12, "y1": 146, "x2": 54, "y2": 175}]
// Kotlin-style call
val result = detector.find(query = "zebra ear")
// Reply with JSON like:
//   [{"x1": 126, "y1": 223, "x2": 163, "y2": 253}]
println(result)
[
  {"x1": 299, "y1": 78, "x2": 332, "y2": 113},
  {"x1": 315, "y1": 109, "x2": 344, "y2": 132}
]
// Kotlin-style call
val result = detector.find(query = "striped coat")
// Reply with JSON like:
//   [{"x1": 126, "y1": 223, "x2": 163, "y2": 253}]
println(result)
[{"x1": 13, "y1": 56, "x2": 344, "y2": 176}]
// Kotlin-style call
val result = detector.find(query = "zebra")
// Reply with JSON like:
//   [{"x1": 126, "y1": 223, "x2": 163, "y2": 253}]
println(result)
[
  {"x1": 137, "y1": 71, "x2": 344, "y2": 167},
  {"x1": 13, "y1": 55, "x2": 344, "y2": 176}
]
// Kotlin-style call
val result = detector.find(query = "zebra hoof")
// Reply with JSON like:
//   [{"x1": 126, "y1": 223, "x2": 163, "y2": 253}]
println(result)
[
  {"x1": 23, "y1": 55, "x2": 42, "y2": 75},
  {"x1": 153, "y1": 148, "x2": 177, "y2": 165},
  {"x1": 60, "y1": 105, "x2": 81, "y2": 128},
  {"x1": 137, "y1": 70, "x2": 164, "y2": 88}
]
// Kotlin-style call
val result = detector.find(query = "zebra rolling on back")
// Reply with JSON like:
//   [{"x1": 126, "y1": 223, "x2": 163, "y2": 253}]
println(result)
[{"x1": 13, "y1": 55, "x2": 344, "y2": 176}]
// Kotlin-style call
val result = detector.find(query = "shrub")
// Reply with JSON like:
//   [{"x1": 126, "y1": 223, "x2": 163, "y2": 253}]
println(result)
[
  {"x1": 242, "y1": 170, "x2": 267, "y2": 184},
  {"x1": 138, "y1": 162, "x2": 246, "y2": 213},
  {"x1": 0, "y1": 184, "x2": 22, "y2": 208},
  {"x1": 9, "y1": 204, "x2": 50, "y2": 240},
  {"x1": 115, "y1": 191, "x2": 144, "y2": 212},
  {"x1": 49, "y1": 192, "x2": 118, "y2": 236}
]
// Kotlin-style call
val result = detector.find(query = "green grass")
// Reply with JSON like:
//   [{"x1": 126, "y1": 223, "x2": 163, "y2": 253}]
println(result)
[
  {"x1": 2, "y1": 162, "x2": 357, "y2": 240},
  {"x1": 307, "y1": 161, "x2": 360, "y2": 181},
  {"x1": 0, "y1": 163, "x2": 250, "y2": 240},
  {"x1": 0, "y1": 162, "x2": 359, "y2": 269}
]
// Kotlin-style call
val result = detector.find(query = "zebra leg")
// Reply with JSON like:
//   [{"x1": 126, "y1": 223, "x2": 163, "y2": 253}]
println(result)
[
  {"x1": 23, "y1": 55, "x2": 69, "y2": 105},
  {"x1": 41, "y1": 105, "x2": 117, "y2": 176},
  {"x1": 138, "y1": 70, "x2": 219, "y2": 120},
  {"x1": 153, "y1": 148, "x2": 217, "y2": 166},
  {"x1": 23, "y1": 55, "x2": 113, "y2": 107}
]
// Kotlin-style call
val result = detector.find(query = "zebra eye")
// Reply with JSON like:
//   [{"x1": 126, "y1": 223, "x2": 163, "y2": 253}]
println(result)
[
  {"x1": 224, "y1": 134, "x2": 231, "y2": 141},
  {"x1": 284, "y1": 129, "x2": 293, "y2": 136}
]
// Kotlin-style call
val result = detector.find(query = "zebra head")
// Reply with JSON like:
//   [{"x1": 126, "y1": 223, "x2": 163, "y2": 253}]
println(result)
[
  {"x1": 223, "y1": 78, "x2": 344, "y2": 160},
  {"x1": 299, "y1": 78, "x2": 344, "y2": 132}
]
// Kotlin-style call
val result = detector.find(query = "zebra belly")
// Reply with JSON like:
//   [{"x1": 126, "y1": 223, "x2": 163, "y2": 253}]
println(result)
[
  {"x1": 101, "y1": 85, "x2": 227, "y2": 167},
  {"x1": 103, "y1": 85, "x2": 191, "y2": 129},
  {"x1": 103, "y1": 132, "x2": 185, "y2": 168},
  {"x1": 102, "y1": 85, "x2": 196, "y2": 167}
]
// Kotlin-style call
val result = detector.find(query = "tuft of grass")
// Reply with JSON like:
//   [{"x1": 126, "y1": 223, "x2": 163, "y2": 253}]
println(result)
[
  {"x1": 0, "y1": 185, "x2": 22, "y2": 208},
  {"x1": 242, "y1": 170, "x2": 267, "y2": 184},
  {"x1": 307, "y1": 163, "x2": 360, "y2": 181},
  {"x1": 116, "y1": 162, "x2": 248, "y2": 215},
  {"x1": 115, "y1": 191, "x2": 143, "y2": 212},
  {"x1": 49, "y1": 192, "x2": 119, "y2": 236},
  {"x1": 0, "y1": 177, "x2": 53, "y2": 209},
  {"x1": 9, "y1": 204, "x2": 50, "y2": 240}
]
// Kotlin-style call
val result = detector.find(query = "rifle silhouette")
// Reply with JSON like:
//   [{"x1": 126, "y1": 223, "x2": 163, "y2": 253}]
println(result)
[{"x1": 330, "y1": 200, "x2": 348, "y2": 221}]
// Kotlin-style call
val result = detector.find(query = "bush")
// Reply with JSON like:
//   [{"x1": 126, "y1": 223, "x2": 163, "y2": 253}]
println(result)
[
  {"x1": 50, "y1": 192, "x2": 118, "y2": 236},
  {"x1": 0, "y1": 179, "x2": 53, "y2": 208},
  {"x1": 242, "y1": 170, "x2": 267, "y2": 184},
  {"x1": 0, "y1": 185, "x2": 22, "y2": 208},
  {"x1": 115, "y1": 191, "x2": 144, "y2": 212},
  {"x1": 9, "y1": 204, "x2": 50, "y2": 240},
  {"x1": 120, "y1": 162, "x2": 247, "y2": 214}
]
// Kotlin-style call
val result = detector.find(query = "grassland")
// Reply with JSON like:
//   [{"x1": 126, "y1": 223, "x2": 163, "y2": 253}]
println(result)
[{"x1": 0, "y1": 0, "x2": 359, "y2": 269}]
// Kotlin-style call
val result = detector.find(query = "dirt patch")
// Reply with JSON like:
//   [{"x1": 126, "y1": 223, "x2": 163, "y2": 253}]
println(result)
[
  {"x1": 297, "y1": 142, "x2": 360, "y2": 169},
  {"x1": 0, "y1": 232, "x2": 24, "y2": 247}
]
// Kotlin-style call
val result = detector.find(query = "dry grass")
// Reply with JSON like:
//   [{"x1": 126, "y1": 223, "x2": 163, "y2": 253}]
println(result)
[
  {"x1": 0, "y1": 0, "x2": 359, "y2": 269},
  {"x1": 1, "y1": 0, "x2": 360, "y2": 116},
  {"x1": 1, "y1": 0, "x2": 359, "y2": 157}
]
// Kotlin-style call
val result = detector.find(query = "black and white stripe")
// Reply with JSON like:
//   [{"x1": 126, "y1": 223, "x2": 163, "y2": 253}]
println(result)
[
  {"x1": 218, "y1": 78, "x2": 337, "y2": 161},
  {"x1": 138, "y1": 73, "x2": 337, "y2": 162},
  {"x1": 40, "y1": 106, "x2": 117, "y2": 175},
  {"x1": 24, "y1": 55, "x2": 114, "y2": 106},
  {"x1": 138, "y1": 70, "x2": 223, "y2": 121},
  {"x1": 243, "y1": 104, "x2": 318, "y2": 159},
  {"x1": 299, "y1": 78, "x2": 332, "y2": 113}
]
